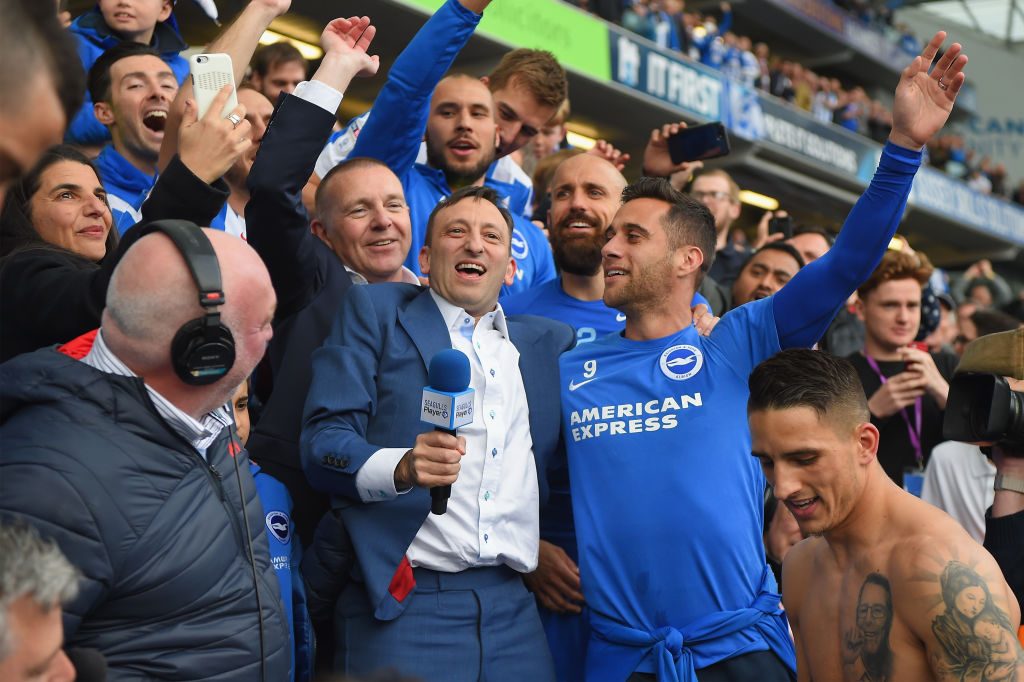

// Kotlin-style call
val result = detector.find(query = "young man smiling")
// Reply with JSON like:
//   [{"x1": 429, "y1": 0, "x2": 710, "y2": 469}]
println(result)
[
  {"x1": 747, "y1": 348, "x2": 1022, "y2": 681},
  {"x1": 847, "y1": 248, "x2": 956, "y2": 487}
]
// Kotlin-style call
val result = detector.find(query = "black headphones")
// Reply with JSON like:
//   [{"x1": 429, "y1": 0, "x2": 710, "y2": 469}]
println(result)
[{"x1": 144, "y1": 220, "x2": 236, "y2": 386}]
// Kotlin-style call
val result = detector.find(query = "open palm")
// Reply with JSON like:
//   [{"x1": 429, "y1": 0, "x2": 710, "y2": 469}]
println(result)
[
  {"x1": 890, "y1": 31, "x2": 967, "y2": 149},
  {"x1": 321, "y1": 16, "x2": 380, "y2": 78}
]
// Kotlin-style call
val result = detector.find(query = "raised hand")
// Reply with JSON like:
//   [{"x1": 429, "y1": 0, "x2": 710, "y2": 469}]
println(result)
[
  {"x1": 642, "y1": 122, "x2": 704, "y2": 180},
  {"x1": 866, "y1": 372, "x2": 926, "y2": 419},
  {"x1": 178, "y1": 85, "x2": 252, "y2": 184},
  {"x1": 320, "y1": 16, "x2": 380, "y2": 78},
  {"x1": 587, "y1": 140, "x2": 631, "y2": 171},
  {"x1": 752, "y1": 210, "x2": 787, "y2": 250},
  {"x1": 889, "y1": 31, "x2": 967, "y2": 150},
  {"x1": 899, "y1": 346, "x2": 950, "y2": 408}
]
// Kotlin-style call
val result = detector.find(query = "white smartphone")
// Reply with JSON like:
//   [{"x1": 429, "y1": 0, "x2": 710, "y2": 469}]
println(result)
[{"x1": 190, "y1": 53, "x2": 238, "y2": 119}]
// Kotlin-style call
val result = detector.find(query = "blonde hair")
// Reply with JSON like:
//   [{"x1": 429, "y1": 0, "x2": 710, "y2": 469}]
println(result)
[{"x1": 487, "y1": 49, "x2": 567, "y2": 109}]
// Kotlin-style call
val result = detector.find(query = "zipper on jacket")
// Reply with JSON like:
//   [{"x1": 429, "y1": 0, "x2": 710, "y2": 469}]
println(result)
[{"x1": 198, "y1": 457, "x2": 248, "y2": 559}]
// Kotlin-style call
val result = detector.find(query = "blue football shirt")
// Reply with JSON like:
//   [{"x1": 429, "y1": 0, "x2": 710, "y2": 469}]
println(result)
[
  {"x1": 560, "y1": 298, "x2": 782, "y2": 677},
  {"x1": 502, "y1": 279, "x2": 625, "y2": 345},
  {"x1": 502, "y1": 280, "x2": 711, "y2": 346}
]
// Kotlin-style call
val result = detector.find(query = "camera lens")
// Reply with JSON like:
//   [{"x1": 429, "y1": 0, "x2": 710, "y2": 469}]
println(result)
[{"x1": 197, "y1": 56, "x2": 208, "y2": 64}]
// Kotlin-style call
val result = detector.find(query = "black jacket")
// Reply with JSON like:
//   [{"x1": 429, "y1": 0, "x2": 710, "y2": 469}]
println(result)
[
  {"x1": 245, "y1": 93, "x2": 354, "y2": 548},
  {"x1": 985, "y1": 507, "x2": 1024, "y2": 612},
  {"x1": 0, "y1": 345, "x2": 290, "y2": 680},
  {"x1": 0, "y1": 157, "x2": 228, "y2": 362}
]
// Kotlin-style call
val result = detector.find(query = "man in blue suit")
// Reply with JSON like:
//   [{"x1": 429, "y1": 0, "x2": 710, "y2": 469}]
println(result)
[{"x1": 302, "y1": 185, "x2": 574, "y2": 681}]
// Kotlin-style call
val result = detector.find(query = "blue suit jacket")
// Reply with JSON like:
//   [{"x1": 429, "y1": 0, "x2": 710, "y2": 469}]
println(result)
[{"x1": 301, "y1": 283, "x2": 574, "y2": 620}]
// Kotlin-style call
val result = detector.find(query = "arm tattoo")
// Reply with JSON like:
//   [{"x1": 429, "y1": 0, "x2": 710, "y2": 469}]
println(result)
[{"x1": 930, "y1": 561, "x2": 1023, "y2": 681}]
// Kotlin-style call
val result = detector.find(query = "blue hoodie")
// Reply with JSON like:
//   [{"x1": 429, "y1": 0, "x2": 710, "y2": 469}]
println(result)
[
  {"x1": 67, "y1": 7, "x2": 189, "y2": 146},
  {"x1": 251, "y1": 463, "x2": 314, "y2": 682},
  {"x1": 93, "y1": 145, "x2": 156, "y2": 234}
]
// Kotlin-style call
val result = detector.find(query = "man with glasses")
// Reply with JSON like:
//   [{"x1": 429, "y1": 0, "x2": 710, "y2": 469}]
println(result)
[{"x1": 690, "y1": 169, "x2": 746, "y2": 287}]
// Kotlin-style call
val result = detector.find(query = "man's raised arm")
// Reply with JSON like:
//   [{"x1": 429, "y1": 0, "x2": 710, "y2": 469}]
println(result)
[
  {"x1": 246, "y1": 17, "x2": 379, "y2": 321},
  {"x1": 348, "y1": 0, "x2": 489, "y2": 173},
  {"x1": 773, "y1": 32, "x2": 967, "y2": 349}
]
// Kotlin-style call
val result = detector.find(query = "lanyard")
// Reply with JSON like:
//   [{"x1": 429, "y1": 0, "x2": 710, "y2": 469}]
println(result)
[{"x1": 866, "y1": 356, "x2": 923, "y2": 465}]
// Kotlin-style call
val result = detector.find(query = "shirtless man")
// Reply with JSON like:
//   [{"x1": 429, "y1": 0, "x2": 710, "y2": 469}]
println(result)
[{"x1": 747, "y1": 348, "x2": 1024, "y2": 682}]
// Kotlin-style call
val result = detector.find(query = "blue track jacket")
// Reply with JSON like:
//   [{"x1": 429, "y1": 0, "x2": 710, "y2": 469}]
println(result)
[{"x1": 348, "y1": 0, "x2": 556, "y2": 293}]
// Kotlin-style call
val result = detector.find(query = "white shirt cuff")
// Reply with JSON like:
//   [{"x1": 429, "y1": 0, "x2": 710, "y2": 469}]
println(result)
[
  {"x1": 292, "y1": 80, "x2": 344, "y2": 115},
  {"x1": 354, "y1": 447, "x2": 411, "y2": 502}
]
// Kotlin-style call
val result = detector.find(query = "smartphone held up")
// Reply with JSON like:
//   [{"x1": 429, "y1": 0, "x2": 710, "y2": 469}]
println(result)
[
  {"x1": 190, "y1": 53, "x2": 238, "y2": 119},
  {"x1": 667, "y1": 122, "x2": 731, "y2": 164}
]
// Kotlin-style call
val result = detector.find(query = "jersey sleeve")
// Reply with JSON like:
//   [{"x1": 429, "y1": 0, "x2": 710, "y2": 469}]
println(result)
[
  {"x1": 349, "y1": 0, "x2": 481, "y2": 174},
  {"x1": 773, "y1": 142, "x2": 921, "y2": 349},
  {"x1": 707, "y1": 297, "x2": 781, "y2": 381}
]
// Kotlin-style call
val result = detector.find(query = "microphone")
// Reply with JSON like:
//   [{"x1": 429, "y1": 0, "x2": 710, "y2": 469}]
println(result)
[
  {"x1": 66, "y1": 648, "x2": 108, "y2": 681},
  {"x1": 421, "y1": 349, "x2": 475, "y2": 515}
]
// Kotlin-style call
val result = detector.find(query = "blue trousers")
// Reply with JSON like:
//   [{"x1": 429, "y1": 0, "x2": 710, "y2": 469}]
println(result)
[
  {"x1": 540, "y1": 606, "x2": 590, "y2": 681},
  {"x1": 335, "y1": 565, "x2": 556, "y2": 682}
]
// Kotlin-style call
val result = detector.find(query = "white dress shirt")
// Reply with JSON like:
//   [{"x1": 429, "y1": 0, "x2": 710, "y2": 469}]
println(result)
[
  {"x1": 345, "y1": 264, "x2": 421, "y2": 286},
  {"x1": 81, "y1": 330, "x2": 232, "y2": 457},
  {"x1": 354, "y1": 292, "x2": 540, "y2": 573},
  {"x1": 292, "y1": 79, "x2": 344, "y2": 115}
]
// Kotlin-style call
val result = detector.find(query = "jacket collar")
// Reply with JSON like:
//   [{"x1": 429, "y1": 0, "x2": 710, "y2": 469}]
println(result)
[{"x1": 396, "y1": 287, "x2": 451, "y2": 371}]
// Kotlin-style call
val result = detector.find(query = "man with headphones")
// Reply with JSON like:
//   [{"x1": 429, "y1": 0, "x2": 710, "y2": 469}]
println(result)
[{"x1": 0, "y1": 221, "x2": 289, "y2": 680}]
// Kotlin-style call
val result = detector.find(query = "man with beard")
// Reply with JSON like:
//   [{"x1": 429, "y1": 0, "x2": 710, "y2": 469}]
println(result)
[
  {"x1": 504, "y1": 152, "x2": 714, "y2": 344},
  {"x1": 729, "y1": 242, "x2": 805, "y2": 309},
  {"x1": 349, "y1": 0, "x2": 559, "y2": 296},
  {"x1": 502, "y1": 152, "x2": 714, "y2": 682},
  {"x1": 314, "y1": 47, "x2": 567, "y2": 221},
  {"x1": 558, "y1": 33, "x2": 971, "y2": 680},
  {"x1": 501, "y1": 154, "x2": 631, "y2": 344}
]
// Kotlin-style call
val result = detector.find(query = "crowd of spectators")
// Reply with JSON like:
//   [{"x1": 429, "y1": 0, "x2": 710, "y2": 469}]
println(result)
[
  {"x1": 0, "y1": 0, "x2": 1022, "y2": 680},
  {"x1": 567, "y1": 0, "x2": 1024, "y2": 202}
]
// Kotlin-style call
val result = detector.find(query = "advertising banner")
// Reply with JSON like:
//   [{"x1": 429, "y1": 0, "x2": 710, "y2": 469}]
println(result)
[
  {"x1": 609, "y1": 29, "x2": 723, "y2": 121},
  {"x1": 399, "y1": 0, "x2": 611, "y2": 81}
]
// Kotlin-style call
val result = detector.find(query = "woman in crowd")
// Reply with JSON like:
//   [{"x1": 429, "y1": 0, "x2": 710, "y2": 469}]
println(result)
[
  {"x1": 0, "y1": 141, "x2": 231, "y2": 362},
  {"x1": 0, "y1": 146, "x2": 118, "y2": 362}
]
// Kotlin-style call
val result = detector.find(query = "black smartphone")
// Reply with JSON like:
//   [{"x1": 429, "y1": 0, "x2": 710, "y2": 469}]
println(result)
[
  {"x1": 666, "y1": 122, "x2": 730, "y2": 164},
  {"x1": 769, "y1": 215, "x2": 793, "y2": 240}
]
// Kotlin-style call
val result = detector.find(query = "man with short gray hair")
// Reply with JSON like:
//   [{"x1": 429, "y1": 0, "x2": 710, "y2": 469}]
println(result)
[{"x1": 0, "y1": 521, "x2": 78, "y2": 682}]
